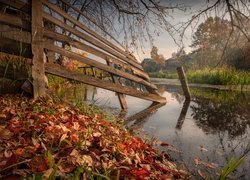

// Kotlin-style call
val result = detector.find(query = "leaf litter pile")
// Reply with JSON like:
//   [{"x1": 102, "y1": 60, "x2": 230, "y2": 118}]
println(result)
[{"x1": 0, "y1": 95, "x2": 187, "y2": 179}]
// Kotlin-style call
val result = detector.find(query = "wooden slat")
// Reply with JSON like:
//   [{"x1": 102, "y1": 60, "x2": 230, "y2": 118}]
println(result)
[
  {"x1": 45, "y1": 63, "x2": 166, "y2": 103},
  {"x1": 0, "y1": 24, "x2": 31, "y2": 44},
  {"x1": 42, "y1": 11, "x2": 143, "y2": 71},
  {"x1": 32, "y1": 0, "x2": 46, "y2": 98},
  {"x1": 0, "y1": 36, "x2": 32, "y2": 58},
  {"x1": 43, "y1": 0, "x2": 139, "y2": 64},
  {"x1": 44, "y1": 43, "x2": 157, "y2": 90},
  {"x1": 107, "y1": 61, "x2": 128, "y2": 109},
  {"x1": 0, "y1": 13, "x2": 31, "y2": 31},
  {"x1": 43, "y1": 29, "x2": 150, "y2": 80},
  {"x1": 60, "y1": 0, "x2": 137, "y2": 63},
  {"x1": 0, "y1": 0, "x2": 31, "y2": 14}
]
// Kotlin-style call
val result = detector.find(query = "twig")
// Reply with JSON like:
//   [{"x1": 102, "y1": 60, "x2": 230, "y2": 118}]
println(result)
[{"x1": 0, "y1": 159, "x2": 31, "y2": 173}]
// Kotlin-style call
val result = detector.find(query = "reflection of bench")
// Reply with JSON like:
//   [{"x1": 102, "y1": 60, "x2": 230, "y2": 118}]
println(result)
[{"x1": 0, "y1": 0, "x2": 166, "y2": 109}]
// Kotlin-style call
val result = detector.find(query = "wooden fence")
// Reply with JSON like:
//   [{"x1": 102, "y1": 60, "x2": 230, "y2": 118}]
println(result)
[{"x1": 0, "y1": 0, "x2": 166, "y2": 109}]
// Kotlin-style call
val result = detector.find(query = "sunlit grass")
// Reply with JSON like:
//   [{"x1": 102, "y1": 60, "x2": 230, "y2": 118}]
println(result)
[
  {"x1": 186, "y1": 67, "x2": 250, "y2": 87},
  {"x1": 149, "y1": 67, "x2": 250, "y2": 88}
]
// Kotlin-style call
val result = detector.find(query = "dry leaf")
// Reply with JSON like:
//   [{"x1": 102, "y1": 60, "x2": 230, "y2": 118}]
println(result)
[
  {"x1": 0, "y1": 126, "x2": 13, "y2": 140},
  {"x1": 204, "y1": 162, "x2": 218, "y2": 169},
  {"x1": 160, "y1": 142, "x2": 170, "y2": 147},
  {"x1": 200, "y1": 145, "x2": 208, "y2": 152},
  {"x1": 194, "y1": 157, "x2": 201, "y2": 166},
  {"x1": 93, "y1": 132, "x2": 101, "y2": 137},
  {"x1": 198, "y1": 170, "x2": 206, "y2": 179},
  {"x1": 43, "y1": 168, "x2": 54, "y2": 179},
  {"x1": 60, "y1": 134, "x2": 68, "y2": 143}
]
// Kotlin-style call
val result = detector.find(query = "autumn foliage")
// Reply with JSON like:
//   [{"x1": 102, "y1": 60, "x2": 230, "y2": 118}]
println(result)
[{"x1": 0, "y1": 95, "x2": 187, "y2": 179}]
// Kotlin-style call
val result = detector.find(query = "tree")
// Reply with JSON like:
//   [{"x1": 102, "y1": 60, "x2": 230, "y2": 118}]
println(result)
[
  {"x1": 190, "y1": 17, "x2": 232, "y2": 68},
  {"x1": 141, "y1": 58, "x2": 161, "y2": 72},
  {"x1": 56, "y1": 0, "x2": 184, "y2": 54},
  {"x1": 150, "y1": 46, "x2": 165, "y2": 67},
  {"x1": 58, "y1": 0, "x2": 249, "y2": 53},
  {"x1": 54, "y1": 0, "x2": 250, "y2": 61},
  {"x1": 181, "y1": 0, "x2": 250, "y2": 43},
  {"x1": 189, "y1": 15, "x2": 250, "y2": 69}
]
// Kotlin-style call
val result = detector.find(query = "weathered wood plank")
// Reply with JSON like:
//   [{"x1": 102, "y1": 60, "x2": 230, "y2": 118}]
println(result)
[
  {"x1": 60, "y1": 0, "x2": 137, "y2": 63},
  {"x1": 0, "y1": 0, "x2": 31, "y2": 14},
  {"x1": 0, "y1": 13, "x2": 31, "y2": 31},
  {"x1": 0, "y1": 36, "x2": 32, "y2": 58},
  {"x1": 0, "y1": 24, "x2": 31, "y2": 44},
  {"x1": 43, "y1": 0, "x2": 140, "y2": 65},
  {"x1": 177, "y1": 66, "x2": 191, "y2": 99},
  {"x1": 43, "y1": 29, "x2": 150, "y2": 80},
  {"x1": 44, "y1": 43, "x2": 157, "y2": 90},
  {"x1": 0, "y1": 52, "x2": 32, "y2": 64},
  {"x1": 42, "y1": 12, "x2": 143, "y2": 71},
  {"x1": 45, "y1": 63, "x2": 166, "y2": 103},
  {"x1": 32, "y1": 0, "x2": 46, "y2": 98},
  {"x1": 107, "y1": 61, "x2": 128, "y2": 109}
]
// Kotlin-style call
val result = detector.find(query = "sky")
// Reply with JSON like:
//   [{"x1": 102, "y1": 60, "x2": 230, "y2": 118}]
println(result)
[{"x1": 135, "y1": 0, "x2": 209, "y2": 61}]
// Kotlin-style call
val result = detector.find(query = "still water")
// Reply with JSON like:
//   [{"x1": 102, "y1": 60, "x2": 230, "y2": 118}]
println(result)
[{"x1": 66, "y1": 84, "x2": 250, "y2": 179}]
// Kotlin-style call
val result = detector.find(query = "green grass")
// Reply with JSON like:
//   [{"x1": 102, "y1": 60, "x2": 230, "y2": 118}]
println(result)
[
  {"x1": 219, "y1": 156, "x2": 245, "y2": 180},
  {"x1": 186, "y1": 68, "x2": 250, "y2": 86},
  {"x1": 149, "y1": 68, "x2": 250, "y2": 87}
]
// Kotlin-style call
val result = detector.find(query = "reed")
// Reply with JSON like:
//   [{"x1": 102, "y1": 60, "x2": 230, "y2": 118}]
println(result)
[{"x1": 186, "y1": 67, "x2": 250, "y2": 87}]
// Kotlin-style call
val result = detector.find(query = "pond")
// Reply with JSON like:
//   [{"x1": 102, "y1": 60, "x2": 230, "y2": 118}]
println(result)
[{"x1": 61, "y1": 83, "x2": 250, "y2": 179}]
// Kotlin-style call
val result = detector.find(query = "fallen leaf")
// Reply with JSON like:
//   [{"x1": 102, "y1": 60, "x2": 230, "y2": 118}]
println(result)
[
  {"x1": 60, "y1": 133, "x2": 68, "y2": 143},
  {"x1": 32, "y1": 137, "x2": 40, "y2": 147},
  {"x1": 28, "y1": 156, "x2": 49, "y2": 172},
  {"x1": 93, "y1": 132, "x2": 101, "y2": 137},
  {"x1": 0, "y1": 126, "x2": 13, "y2": 140},
  {"x1": 15, "y1": 148, "x2": 25, "y2": 156},
  {"x1": 71, "y1": 133, "x2": 79, "y2": 143},
  {"x1": 160, "y1": 142, "x2": 170, "y2": 147},
  {"x1": 200, "y1": 145, "x2": 208, "y2": 152},
  {"x1": 194, "y1": 157, "x2": 201, "y2": 166},
  {"x1": 4, "y1": 150, "x2": 13, "y2": 158},
  {"x1": 198, "y1": 170, "x2": 206, "y2": 179},
  {"x1": 204, "y1": 162, "x2": 218, "y2": 169},
  {"x1": 43, "y1": 168, "x2": 54, "y2": 179},
  {"x1": 73, "y1": 122, "x2": 80, "y2": 131},
  {"x1": 131, "y1": 168, "x2": 151, "y2": 178}
]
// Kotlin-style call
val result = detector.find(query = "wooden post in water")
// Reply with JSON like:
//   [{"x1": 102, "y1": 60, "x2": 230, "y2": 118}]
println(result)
[
  {"x1": 106, "y1": 59, "x2": 128, "y2": 109},
  {"x1": 177, "y1": 66, "x2": 191, "y2": 100},
  {"x1": 32, "y1": 0, "x2": 46, "y2": 98}
]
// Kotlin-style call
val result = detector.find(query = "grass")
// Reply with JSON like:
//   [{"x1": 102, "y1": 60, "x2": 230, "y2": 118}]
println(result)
[
  {"x1": 186, "y1": 68, "x2": 250, "y2": 86},
  {"x1": 148, "y1": 67, "x2": 250, "y2": 88},
  {"x1": 219, "y1": 156, "x2": 245, "y2": 180},
  {"x1": 149, "y1": 71, "x2": 178, "y2": 79}
]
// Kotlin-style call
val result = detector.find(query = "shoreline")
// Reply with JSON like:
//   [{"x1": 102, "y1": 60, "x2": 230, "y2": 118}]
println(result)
[{"x1": 150, "y1": 78, "x2": 250, "y2": 91}]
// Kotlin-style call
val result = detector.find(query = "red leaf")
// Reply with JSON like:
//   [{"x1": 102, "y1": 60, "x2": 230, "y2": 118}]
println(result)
[
  {"x1": 131, "y1": 168, "x2": 151, "y2": 179},
  {"x1": 27, "y1": 156, "x2": 49, "y2": 172},
  {"x1": 4, "y1": 154, "x2": 18, "y2": 169},
  {"x1": 15, "y1": 148, "x2": 25, "y2": 156}
]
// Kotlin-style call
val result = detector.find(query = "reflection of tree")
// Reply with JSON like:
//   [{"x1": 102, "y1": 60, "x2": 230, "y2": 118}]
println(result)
[{"x1": 190, "y1": 93, "x2": 250, "y2": 138}]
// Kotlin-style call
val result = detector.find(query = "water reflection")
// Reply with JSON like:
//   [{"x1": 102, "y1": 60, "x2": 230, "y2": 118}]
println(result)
[
  {"x1": 123, "y1": 84, "x2": 249, "y2": 179},
  {"x1": 190, "y1": 89, "x2": 250, "y2": 138},
  {"x1": 176, "y1": 100, "x2": 190, "y2": 129}
]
